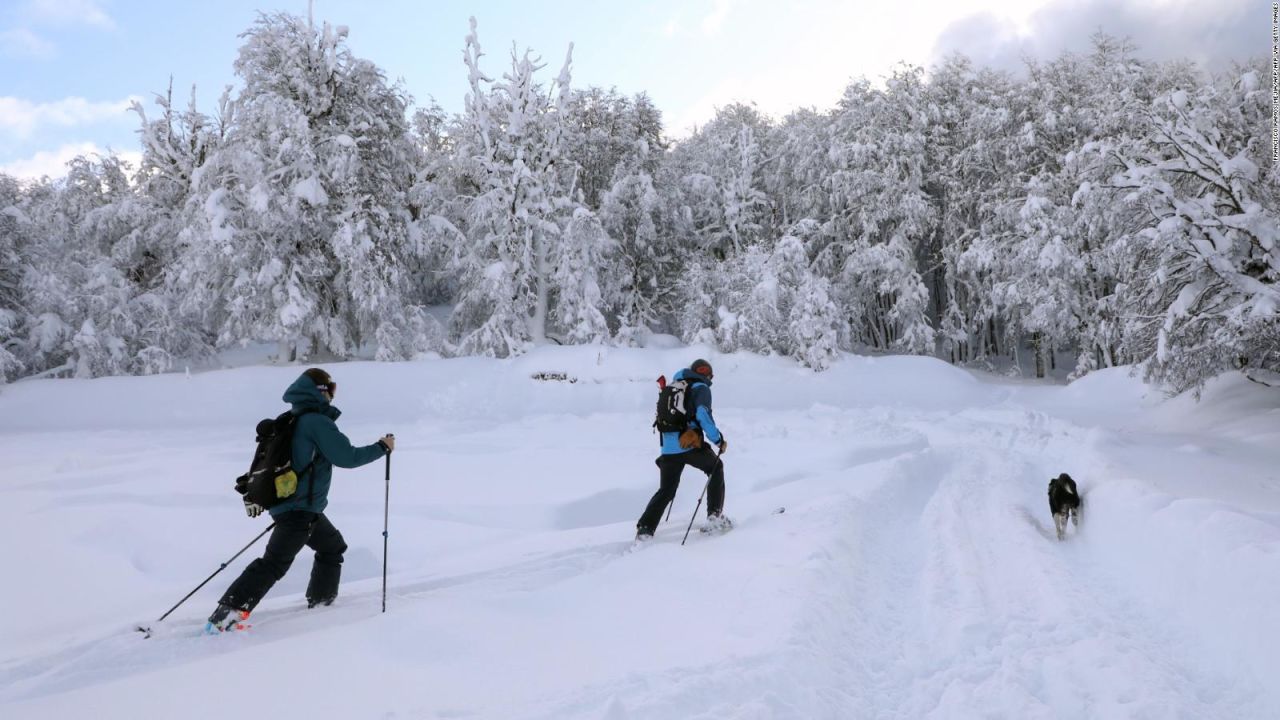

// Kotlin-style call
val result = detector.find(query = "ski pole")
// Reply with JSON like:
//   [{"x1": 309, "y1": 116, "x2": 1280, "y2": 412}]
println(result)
[
  {"x1": 665, "y1": 486, "x2": 678, "y2": 522},
  {"x1": 681, "y1": 451, "x2": 723, "y2": 546},
  {"x1": 381, "y1": 436, "x2": 393, "y2": 613},
  {"x1": 147, "y1": 522, "x2": 276, "y2": 627},
  {"x1": 680, "y1": 480, "x2": 709, "y2": 546}
]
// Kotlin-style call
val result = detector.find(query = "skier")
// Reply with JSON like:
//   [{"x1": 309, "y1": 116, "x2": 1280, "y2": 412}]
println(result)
[
  {"x1": 636, "y1": 359, "x2": 730, "y2": 541},
  {"x1": 206, "y1": 368, "x2": 393, "y2": 632}
]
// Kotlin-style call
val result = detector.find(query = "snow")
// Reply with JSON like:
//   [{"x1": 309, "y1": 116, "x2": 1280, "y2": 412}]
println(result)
[
  {"x1": 1, "y1": 347, "x2": 1278, "y2": 719},
  {"x1": 291, "y1": 176, "x2": 329, "y2": 206},
  {"x1": 1221, "y1": 151, "x2": 1259, "y2": 182}
]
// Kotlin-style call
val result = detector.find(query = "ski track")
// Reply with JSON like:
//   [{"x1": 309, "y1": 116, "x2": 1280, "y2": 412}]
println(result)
[
  {"x1": 2, "y1": 366, "x2": 1276, "y2": 719},
  {"x1": 515, "y1": 410, "x2": 1273, "y2": 719}
]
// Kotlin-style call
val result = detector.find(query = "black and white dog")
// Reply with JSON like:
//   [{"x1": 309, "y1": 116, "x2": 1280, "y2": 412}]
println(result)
[{"x1": 1048, "y1": 473, "x2": 1081, "y2": 541}]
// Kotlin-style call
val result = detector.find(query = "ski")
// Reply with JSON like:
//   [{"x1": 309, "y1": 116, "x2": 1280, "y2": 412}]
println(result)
[{"x1": 628, "y1": 506, "x2": 786, "y2": 550}]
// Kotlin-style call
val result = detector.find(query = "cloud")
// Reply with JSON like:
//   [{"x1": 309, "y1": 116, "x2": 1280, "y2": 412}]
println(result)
[
  {"x1": 0, "y1": 142, "x2": 141, "y2": 180},
  {"x1": 0, "y1": 95, "x2": 139, "y2": 139},
  {"x1": 21, "y1": 0, "x2": 116, "y2": 30},
  {"x1": 0, "y1": 27, "x2": 55, "y2": 58},
  {"x1": 931, "y1": 0, "x2": 1266, "y2": 72},
  {"x1": 701, "y1": 0, "x2": 732, "y2": 36}
]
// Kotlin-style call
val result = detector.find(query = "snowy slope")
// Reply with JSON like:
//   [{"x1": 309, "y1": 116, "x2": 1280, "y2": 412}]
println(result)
[{"x1": 1, "y1": 347, "x2": 1277, "y2": 719}]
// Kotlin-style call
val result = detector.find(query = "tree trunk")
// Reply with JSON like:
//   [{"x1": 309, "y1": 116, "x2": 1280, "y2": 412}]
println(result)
[
  {"x1": 1033, "y1": 332, "x2": 1046, "y2": 379},
  {"x1": 529, "y1": 227, "x2": 549, "y2": 344}
]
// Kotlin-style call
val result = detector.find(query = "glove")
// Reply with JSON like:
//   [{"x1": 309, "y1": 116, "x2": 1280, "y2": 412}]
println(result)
[
  {"x1": 236, "y1": 473, "x2": 265, "y2": 517},
  {"x1": 717, "y1": 437, "x2": 728, "y2": 455},
  {"x1": 378, "y1": 434, "x2": 396, "y2": 453},
  {"x1": 679, "y1": 428, "x2": 703, "y2": 449},
  {"x1": 243, "y1": 496, "x2": 265, "y2": 518}
]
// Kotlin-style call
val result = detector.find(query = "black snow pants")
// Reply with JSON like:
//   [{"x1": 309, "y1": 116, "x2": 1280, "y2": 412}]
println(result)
[
  {"x1": 636, "y1": 446, "x2": 725, "y2": 534},
  {"x1": 220, "y1": 511, "x2": 347, "y2": 611}
]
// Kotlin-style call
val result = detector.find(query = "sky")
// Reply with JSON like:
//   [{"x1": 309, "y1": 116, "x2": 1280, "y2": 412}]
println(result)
[{"x1": 0, "y1": 0, "x2": 1269, "y2": 180}]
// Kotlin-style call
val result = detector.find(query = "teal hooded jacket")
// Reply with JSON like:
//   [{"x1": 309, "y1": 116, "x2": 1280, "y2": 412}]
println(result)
[{"x1": 269, "y1": 373, "x2": 387, "y2": 516}]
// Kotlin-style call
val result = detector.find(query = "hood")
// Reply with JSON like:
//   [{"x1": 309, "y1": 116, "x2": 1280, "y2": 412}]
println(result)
[
  {"x1": 674, "y1": 368, "x2": 712, "y2": 386},
  {"x1": 283, "y1": 373, "x2": 342, "y2": 419}
]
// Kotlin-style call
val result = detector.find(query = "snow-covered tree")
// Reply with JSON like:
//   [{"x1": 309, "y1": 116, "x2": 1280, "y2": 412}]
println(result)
[
  {"x1": 562, "y1": 88, "x2": 665, "y2": 210},
  {"x1": 552, "y1": 208, "x2": 612, "y2": 343},
  {"x1": 1109, "y1": 62, "x2": 1279, "y2": 392},
  {"x1": 176, "y1": 13, "x2": 431, "y2": 361},
  {"x1": 2, "y1": 15, "x2": 1272, "y2": 386},
  {"x1": 599, "y1": 137, "x2": 679, "y2": 343},
  {"x1": 0, "y1": 175, "x2": 30, "y2": 382},
  {"x1": 12, "y1": 156, "x2": 176, "y2": 378},
  {"x1": 767, "y1": 108, "x2": 834, "y2": 232},
  {"x1": 448, "y1": 18, "x2": 586, "y2": 356},
  {"x1": 717, "y1": 232, "x2": 842, "y2": 368},
  {"x1": 921, "y1": 56, "x2": 1025, "y2": 366},
  {"x1": 818, "y1": 68, "x2": 935, "y2": 353},
  {"x1": 669, "y1": 103, "x2": 774, "y2": 259}
]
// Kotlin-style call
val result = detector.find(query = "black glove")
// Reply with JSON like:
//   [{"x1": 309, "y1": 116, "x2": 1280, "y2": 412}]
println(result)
[{"x1": 717, "y1": 437, "x2": 728, "y2": 455}]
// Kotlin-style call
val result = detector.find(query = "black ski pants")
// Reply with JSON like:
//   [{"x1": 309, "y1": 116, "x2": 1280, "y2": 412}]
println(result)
[
  {"x1": 637, "y1": 446, "x2": 724, "y2": 534},
  {"x1": 220, "y1": 511, "x2": 347, "y2": 611}
]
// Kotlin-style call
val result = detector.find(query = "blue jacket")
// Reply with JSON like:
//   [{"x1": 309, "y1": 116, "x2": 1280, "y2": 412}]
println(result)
[
  {"x1": 269, "y1": 373, "x2": 387, "y2": 516},
  {"x1": 660, "y1": 368, "x2": 723, "y2": 455}
]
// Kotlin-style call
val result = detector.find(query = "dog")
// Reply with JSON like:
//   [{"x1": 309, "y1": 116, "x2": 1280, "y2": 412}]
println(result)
[{"x1": 1047, "y1": 473, "x2": 1081, "y2": 541}]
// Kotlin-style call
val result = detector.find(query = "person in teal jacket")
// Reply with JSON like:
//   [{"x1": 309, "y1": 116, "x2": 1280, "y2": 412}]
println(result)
[{"x1": 207, "y1": 368, "x2": 393, "y2": 632}]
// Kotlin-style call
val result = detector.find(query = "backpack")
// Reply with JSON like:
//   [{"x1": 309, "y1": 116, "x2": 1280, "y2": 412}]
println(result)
[
  {"x1": 238, "y1": 410, "x2": 318, "y2": 509},
  {"x1": 653, "y1": 375, "x2": 694, "y2": 433}
]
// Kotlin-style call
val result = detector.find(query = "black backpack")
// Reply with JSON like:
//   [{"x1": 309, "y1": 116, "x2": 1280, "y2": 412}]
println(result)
[
  {"x1": 654, "y1": 375, "x2": 694, "y2": 433},
  {"x1": 237, "y1": 410, "x2": 318, "y2": 509}
]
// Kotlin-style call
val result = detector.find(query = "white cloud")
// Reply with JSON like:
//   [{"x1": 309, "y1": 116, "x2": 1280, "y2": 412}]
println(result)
[
  {"x1": 0, "y1": 142, "x2": 140, "y2": 180},
  {"x1": 0, "y1": 95, "x2": 139, "y2": 139},
  {"x1": 22, "y1": 0, "x2": 116, "y2": 30},
  {"x1": 0, "y1": 27, "x2": 55, "y2": 58},
  {"x1": 701, "y1": 0, "x2": 732, "y2": 36},
  {"x1": 668, "y1": 0, "x2": 1061, "y2": 135}
]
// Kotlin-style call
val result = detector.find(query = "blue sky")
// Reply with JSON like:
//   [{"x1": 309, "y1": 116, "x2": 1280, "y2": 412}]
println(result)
[{"x1": 0, "y1": 0, "x2": 1267, "y2": 179}]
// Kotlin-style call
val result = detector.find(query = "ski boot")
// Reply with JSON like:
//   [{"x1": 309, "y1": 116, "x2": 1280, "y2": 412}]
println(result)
[
  {"x1": 700, "y1": 512, "x2": 734, "y2": 535},
  {"x1": 628, "y1": 527, "x2": 655, "y2": 553},
  {"x1": 204, "y1": 603, "x2": 251, "y2": 634}
]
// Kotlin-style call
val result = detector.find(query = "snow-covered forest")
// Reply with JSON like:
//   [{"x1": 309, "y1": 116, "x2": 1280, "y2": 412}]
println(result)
[{"x1": 1, "y1": 12, "x2": 1275, "y2": 392}]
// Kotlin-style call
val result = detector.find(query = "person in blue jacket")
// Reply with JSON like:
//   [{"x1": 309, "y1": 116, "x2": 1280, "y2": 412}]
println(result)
[
  {"x1": 636, "y1": 359, "x2": 730, "y2": 540},
  {"x1": 206, "y1": 368, "x2": 393, "y2": 632}
]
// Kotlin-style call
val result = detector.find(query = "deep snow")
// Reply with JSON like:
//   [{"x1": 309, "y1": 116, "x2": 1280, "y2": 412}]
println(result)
[{"x1": 1, "y1": 347, "x2": 1277, "y2": 719}]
